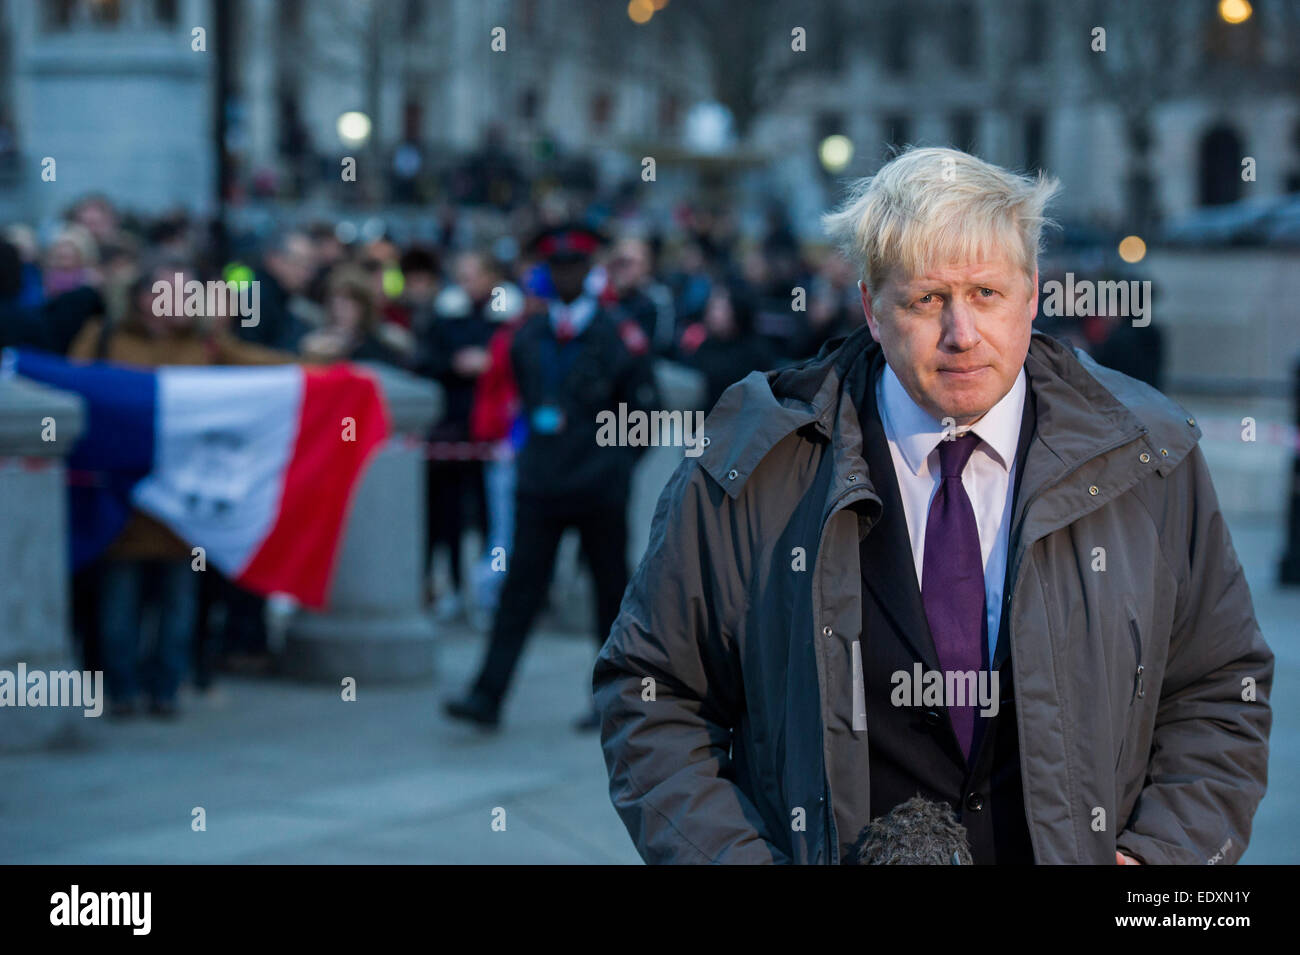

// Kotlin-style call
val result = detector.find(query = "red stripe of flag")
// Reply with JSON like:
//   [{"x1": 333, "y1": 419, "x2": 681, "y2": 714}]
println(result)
[{"x1": 237, "y1": 364, "x2": 390, "y2": 609}]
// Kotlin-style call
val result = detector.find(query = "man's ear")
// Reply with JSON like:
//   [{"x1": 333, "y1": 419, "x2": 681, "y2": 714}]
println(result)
[
  {"x1": 860, "y1": 280, "x2": 881, "y2": 341},
  {"x1": 1028, "y1": 268, "x2": 1039, "y2": 323}
]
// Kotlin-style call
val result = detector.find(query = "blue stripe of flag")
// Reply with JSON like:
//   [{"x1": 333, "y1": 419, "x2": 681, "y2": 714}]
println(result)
[{"x1": 7, "y1": 348, "x2": 157, "y2": 567}]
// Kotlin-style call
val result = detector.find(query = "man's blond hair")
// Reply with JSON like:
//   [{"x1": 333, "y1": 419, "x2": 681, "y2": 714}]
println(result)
[{"x1": 822, "y1": 146, "x2": 1060, "y2": 294}]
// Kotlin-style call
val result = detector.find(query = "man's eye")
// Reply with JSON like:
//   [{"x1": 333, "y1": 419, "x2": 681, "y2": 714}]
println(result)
[
  {"x1": 978, "y1": 287, "x2": 996, "y2": 297},
  {"x1": 916, "y1": 294, "x2": 938, "y2": 306}
]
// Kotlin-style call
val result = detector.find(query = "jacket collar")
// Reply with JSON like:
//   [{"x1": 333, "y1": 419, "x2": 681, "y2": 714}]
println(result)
[{"x1": 698, "y1": 325, "x2": 1202, "y2": 509}]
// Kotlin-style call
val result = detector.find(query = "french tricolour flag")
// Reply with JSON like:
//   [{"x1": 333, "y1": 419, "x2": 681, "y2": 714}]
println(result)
[{"x1": 3, "y1": 348, "x2": 389, "y2": 609}]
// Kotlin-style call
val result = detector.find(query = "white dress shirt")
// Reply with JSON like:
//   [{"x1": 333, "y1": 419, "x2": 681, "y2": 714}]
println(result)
[
  {"x1": 547, "y1": 293, "x2": 598, "y2": 338},
  {"x1": 875, "y1": 362, "x2": 1028, "y2": 667}
]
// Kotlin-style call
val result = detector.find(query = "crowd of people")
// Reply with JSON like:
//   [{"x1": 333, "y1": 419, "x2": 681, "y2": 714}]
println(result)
[
  {"x1": 0, "y1": 188, "x2": 1163, "y2": 725},
  {"x1": 0, "y1": 191, "x2": 866, "y2": 721}
]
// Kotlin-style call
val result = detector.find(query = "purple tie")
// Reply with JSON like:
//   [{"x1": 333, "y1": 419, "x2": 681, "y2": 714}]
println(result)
[{"x1": 921, "y1": 431, "x2": 987, "y2": 762}]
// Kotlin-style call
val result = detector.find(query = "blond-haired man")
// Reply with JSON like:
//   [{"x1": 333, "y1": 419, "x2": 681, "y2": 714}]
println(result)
[{"x1": 594, "y1": 146, "x2": 1273, "y2": 864}]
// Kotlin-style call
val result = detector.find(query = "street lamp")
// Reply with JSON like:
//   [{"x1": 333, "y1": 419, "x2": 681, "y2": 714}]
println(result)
[
  {"x1": 337, "y1": 111, "x2": 372, "y2": 148},
  {"x1": 819, "y1": 134, "x2": 854, "y2": 173},
  {"x1": 1218, "y1": 0, "x2": 1252, "y2": 24},
  {"x1": 1118, "y1": 235, "x2": 1146, "y2": 264}
]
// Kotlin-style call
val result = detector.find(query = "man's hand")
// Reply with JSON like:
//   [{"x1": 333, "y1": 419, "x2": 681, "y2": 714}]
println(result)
[{"x1": 1116, "y1": 851, "x2": 1142, "y2": 865}]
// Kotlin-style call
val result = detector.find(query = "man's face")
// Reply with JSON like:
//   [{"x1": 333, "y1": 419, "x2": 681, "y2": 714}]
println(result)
[
  {"x1": 608, "y1": 240, "x2": 649, "y2": 292},
  {"x1": 268, "y1": 235, "x2": 315, "y2": 294},
  {"x1": 860, "y1": 255, "x2": 1037, "y2": 427},
  {"x1": 548, "y1": 258, "x2": 589, "y2": 303},
  {"x1": 455, "y1": 253, "x2": 495, "y2": 303},
  {"x1": 404, "y1": 272, "x2": 438, "y2": 305}
]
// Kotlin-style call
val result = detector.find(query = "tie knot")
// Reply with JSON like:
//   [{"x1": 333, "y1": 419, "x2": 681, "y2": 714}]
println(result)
[{"x1": 937, "y1": 431, "x2": 980, "y2": 478}]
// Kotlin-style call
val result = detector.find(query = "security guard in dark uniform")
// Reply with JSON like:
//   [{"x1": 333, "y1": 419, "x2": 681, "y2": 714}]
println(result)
[{"x1": 445, "y1": 225, "x2": 660, "y2": 731}]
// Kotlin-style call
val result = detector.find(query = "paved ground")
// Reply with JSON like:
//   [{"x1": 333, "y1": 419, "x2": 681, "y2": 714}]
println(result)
[
  {"x1": 2, "y1": 512, "x2": 1296, "y2": 865},
  {"x1": 0, "y1": 621, "x2": 641, "y2": 864}
]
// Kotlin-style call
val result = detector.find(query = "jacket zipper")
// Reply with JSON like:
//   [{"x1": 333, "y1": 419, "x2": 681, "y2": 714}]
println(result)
[{"x1": 1128, "y1": 618, "x2": 1145, "y2": 702}]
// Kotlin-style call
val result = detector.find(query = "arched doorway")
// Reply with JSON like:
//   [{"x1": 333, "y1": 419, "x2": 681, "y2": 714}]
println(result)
[{"x1": 1199, "y1": 124, "x2": 1244, "y2": 206}]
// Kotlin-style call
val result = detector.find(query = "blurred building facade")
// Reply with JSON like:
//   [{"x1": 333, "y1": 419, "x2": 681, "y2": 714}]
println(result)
[
  {"x1": 0, "y1": 0, "x2": 216, "y2": 227},
  {"x1": 0, "y1": 0, "x2": 1298, "y2": 236}
]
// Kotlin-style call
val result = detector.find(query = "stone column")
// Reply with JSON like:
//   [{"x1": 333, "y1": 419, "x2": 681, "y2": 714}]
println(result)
[
  {"x1": 627, "y1": 360, "x2": 707, "y2": 562},
  {"x1": 281, "y1": 363, "x2": 442, "y2": 683},
  {"x1": 0, "y1": 375, "x2": 85, "y2": 751}
]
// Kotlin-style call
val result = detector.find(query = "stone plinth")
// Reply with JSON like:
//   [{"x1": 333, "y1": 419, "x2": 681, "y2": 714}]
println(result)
[{"x1": 281, "y1": 364, "x2": 442, "y2": 683}]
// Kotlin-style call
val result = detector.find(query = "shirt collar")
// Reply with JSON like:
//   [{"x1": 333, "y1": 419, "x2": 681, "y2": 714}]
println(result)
[
  {"x1": 548, "y1": 293, "x2": 597, "y2": 337},
  {"x1": 878, "y1": 360, "x2": 1027, "y2": 476}
]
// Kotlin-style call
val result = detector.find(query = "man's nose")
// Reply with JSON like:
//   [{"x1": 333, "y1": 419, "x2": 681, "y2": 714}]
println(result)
[{"x1": 941, "y1": 299, "x2": 981, "y2": 350}]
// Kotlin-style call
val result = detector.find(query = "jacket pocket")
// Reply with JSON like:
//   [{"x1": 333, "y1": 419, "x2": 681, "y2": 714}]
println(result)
[
  {"x1": 1128, "y1": 617, "x2": 1146, "y2": 704},
  {"x1": 850, "y1": 639, "x2": 867, "y2": 732},
  {"x1": 1115, "y1": 616, "x2": 1146, "y2": 772}
]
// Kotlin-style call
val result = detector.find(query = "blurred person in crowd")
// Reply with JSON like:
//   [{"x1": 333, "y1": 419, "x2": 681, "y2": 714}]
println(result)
[
  {"x1": 356, "y1": 251, "x2": 417, "y2": 361},
  {"x1": 435, "y1": 202, "x2": 466, "y2": 250},
  {"x1": 3, "y1": 224, "x2": 44, "y2": 307},
  {"x1": 606, "y1": 236, "x2": 676, "y2": 357},
  {"x1": 68, "y1": 193, "x2": 122, "y2": 247},
  {"x1": 1080, "y1": 274, "x2": 1165, "y2": 393},
  {"x1": 4, "y1": 225, "x2": 111, "y2": 677},
  {"x1": 0, "y1": 236, "x2": 104, "y2": 353},
  {"x1": 740, "y1": 241, "x2": 813, "y2": 359},
  {"x1": 678, "y1": 277, "x2": 776, "y2": 414},
  {"x1": 43, "y1": 224, "x2": 99, "y2": 298},
  {"x1": 762, "y1": 200, "x2": 799, "y2": 259},
  {"x1": 362, "y1": 238, "x2": 406, "y2": 320},
  {"x1": 299, "y1": 264, "x2": 407, "y2": 366},
  {"x1": 789, "y1": 251, "x2": 865, "y2": 360},
  {"x1": 68, "y1": 260, "x2": 286, "y2": 366},
  {"x1": 665, "y1": 238, "x2": 714, "y2": 330},
  {"x1": 413, "y1": 249, "x2": 499, "y2": 619},
  {"x1": 399, "y1": 244, "x2": 443, "y2": 340},
  {"x1": 467, "y1": 281, "x2": 529, "y2": 619},
  {"x1": 1027, "y1": 267, "x2": 1078, "y2": 348},
  {"x1": 444, "y1": 224, "x2": 660, "y2": 731},
  {"x1": 239, "y1": 230, "x2": 316, "y2": 351},
  {"x1": 305, "y1": 220, "x2": 349, "y2": 304},
  {"x1": 146, "y1": 210, "x2": 197, "y2": 266},
  {"x1": 95, "y1": 232, "x2": 143, "y2": 326},
  {"x1": 68, "y1": 260, "x2": 290, "y2": 716}
]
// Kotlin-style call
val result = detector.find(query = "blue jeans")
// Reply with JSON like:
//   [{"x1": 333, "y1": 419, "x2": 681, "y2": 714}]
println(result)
[
  {"x1": 100, "y1": 559, "x2": 197, "y2": 705},
  {"x1": 474, "y1": 454, "x2": 516, "y2": 610}
]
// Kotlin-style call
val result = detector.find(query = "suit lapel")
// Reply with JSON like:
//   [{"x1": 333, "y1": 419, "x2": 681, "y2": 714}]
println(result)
[{"x1": 858, "y1": 358, "x2": 943, "y2": 674}]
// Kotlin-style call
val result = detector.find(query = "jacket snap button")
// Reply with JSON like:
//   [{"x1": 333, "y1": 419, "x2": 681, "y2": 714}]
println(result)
[
  {"x1": 1187, "y1": 417, "x2": 1196, "y2": 426},
  {"x1": 965, "y1": 792, "x2": 983, "y2": 812},
  {"x1": 923, "y1": 709, "x2": 941, "y2": 727},
  {"x1": 1139, "y1": 452, "x2": 1150, "y2": 463},
  {"x1": 847, "y1": 474, "x2": 858, "y2": 483},
  {"x1": 822, "y1": 626, "x2": 833, "y2": 637},
  {"x1": 701, "y1": 436, "x2": 710, "y2": 447},
  {"x1": 1088, "y1": 485, "x2": 1099, "y2": 496},
  {"x1": 1160, "y1": 448, "x2": 1168, "y2": 456},
  {"x1": 727, "y1": 468, "x2": 738, "y2": 480}
]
